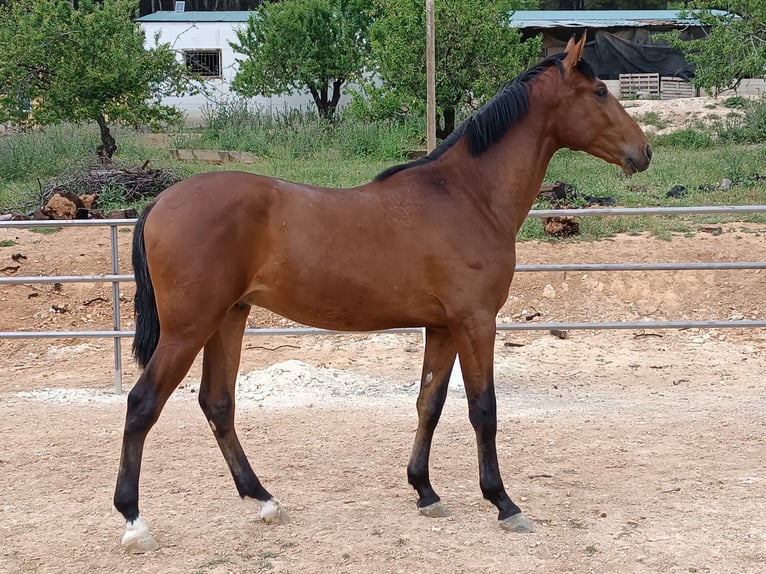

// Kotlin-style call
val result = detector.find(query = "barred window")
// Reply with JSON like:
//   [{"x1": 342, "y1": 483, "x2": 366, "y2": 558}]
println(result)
[{"x1": 183, "y1": 50, "x2": 222, "y2": 79}]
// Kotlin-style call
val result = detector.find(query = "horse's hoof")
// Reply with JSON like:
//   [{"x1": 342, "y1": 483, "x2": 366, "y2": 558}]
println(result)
[
  {"x1": 418, "y1": 500, "x2": 451, "y2": 518},
  {"x1": 499, "y1": 512, "x2": 535, "y2": 533},
  {"x1": 260, "y1": 498, "x2": 289, "y2": 525},
  {"x1": 121, "y1": 516, "x2": 159, "y2": 553}
]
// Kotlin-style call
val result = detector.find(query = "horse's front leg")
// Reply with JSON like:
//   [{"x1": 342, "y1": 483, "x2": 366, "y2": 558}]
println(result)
[
  {"x1": 408, "y1": 327, "x2": 456, "y2": 517},
  {"x1": 453, "y1": 316, "x2": 535, "y2": 533}
]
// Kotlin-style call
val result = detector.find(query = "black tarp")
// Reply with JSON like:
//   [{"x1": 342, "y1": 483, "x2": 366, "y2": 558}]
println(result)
[{"x1": 583, "y1": 29, "x2": 695, "y2": 80}]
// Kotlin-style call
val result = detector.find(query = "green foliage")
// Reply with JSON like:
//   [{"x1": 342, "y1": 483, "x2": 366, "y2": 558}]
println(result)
[
  {"x1": 723, "y1": 95, "x2": 749, "y2": 109},
  {"x1": 368, "y1": 0, "x2": 541, "y2": 136},
  {"x1": 633, "y1": 110, "x2": 669, "y2": 130},
  {"x1": 96, "y1": 181, "x2": 134, "y2": 212},
  {"x1": 661, "y1": 1, "x2": 766, "y2": 93},
  {"x1": 0, "y1": 0, "x2": 198, "y2": 154},
  {"x1": 651, "y1": 128, "x2": 714, "y2": 149},
  {"x1": 715, "y1": 99, "x2": 766, "y2": 144},
  {"x1": 231, "y1": 0, "x2": 371, "y2": 117},
  {"x1": 345, "y1": 83, "x2": 418, "y2": 124},
  {"x1": 185, "y1": 99, "x2": 424, "y2": 162},
  {"x1": 0, "y1": 125, "x2": 95, "y2": 182}
]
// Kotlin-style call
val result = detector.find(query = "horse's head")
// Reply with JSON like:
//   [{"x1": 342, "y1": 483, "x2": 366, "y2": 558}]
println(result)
[{"x1": 539, "y1": 35, "x2": 652, "y2": 175}]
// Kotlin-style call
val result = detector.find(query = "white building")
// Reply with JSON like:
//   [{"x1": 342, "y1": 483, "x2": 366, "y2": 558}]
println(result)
[{"x1": 138, "y1": 11, "x2": 331, "y2": 124}]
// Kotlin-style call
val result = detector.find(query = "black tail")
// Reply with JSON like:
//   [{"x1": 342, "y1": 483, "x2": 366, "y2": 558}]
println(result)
[{"x1": 131, "y1": 203, "x2": 159, "y2": 368}]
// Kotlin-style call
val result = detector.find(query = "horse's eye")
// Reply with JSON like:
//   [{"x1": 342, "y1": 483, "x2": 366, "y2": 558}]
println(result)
[{"x1": 595, "y1": 86, "x2": 608, "y2": 99}]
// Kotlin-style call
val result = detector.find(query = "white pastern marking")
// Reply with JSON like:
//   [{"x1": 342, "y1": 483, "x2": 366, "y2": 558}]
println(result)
[
  {"x1": 124, "y1": 515, "x2": 149, "y2": 538},
  {"x1": 258, "y1": 498, "x2": 288, "y2": 524},
  {"x1": 121, "y1": 514, "x2": 159, "y2": 552}
]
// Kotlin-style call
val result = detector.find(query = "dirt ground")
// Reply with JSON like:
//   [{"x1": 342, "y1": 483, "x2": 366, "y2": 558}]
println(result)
[
  {"x1": 623, "y1": 95, "x2": 751, "y2": 135},
  {"x1": 1, "y1": 209, "x2": 765, "y2": 574}
]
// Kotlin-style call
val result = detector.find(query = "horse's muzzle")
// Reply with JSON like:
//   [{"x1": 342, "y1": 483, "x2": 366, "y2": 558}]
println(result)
[{"x1": 623, "y1": 144, "x2": 652, "y2": 175}]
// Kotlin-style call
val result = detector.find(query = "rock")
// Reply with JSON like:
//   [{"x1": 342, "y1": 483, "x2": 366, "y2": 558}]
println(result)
[
  {"x1": 78, "y1": 193, "x2": 99, "y2": 210},
  {"x1": 666, "y1": 184, "x2": 687, "y2": 198},
  {"x1": 42, "y1": 194, "x2": 78, "y2": 220},
  {"x1": 718, "y1": 178, "x2": 732, "y2": 191},
  {"x1": 542, "y1": 284, "x2": 556, "y2": 299},
  {"x1": 542, "y1": 216, "x2": 580, "y2": 237}
]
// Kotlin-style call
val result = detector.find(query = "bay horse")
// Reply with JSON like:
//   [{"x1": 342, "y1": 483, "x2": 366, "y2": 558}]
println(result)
[{"x1": 114, "y1": 35, "x2": 651, "y2": 552}]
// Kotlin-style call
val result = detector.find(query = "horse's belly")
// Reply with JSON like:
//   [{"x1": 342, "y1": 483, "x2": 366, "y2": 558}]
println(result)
[{"x1": 243, "y1": 282, "x2": 443, "y2": 332}]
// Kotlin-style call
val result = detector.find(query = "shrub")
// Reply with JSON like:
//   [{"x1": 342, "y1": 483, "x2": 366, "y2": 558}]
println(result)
[
  {"x1": 652, "y1": 128, "x2": 714, "y2": 149},
  {"x1": 715, "y1": 99, "x2": 766, "y2": 144}
]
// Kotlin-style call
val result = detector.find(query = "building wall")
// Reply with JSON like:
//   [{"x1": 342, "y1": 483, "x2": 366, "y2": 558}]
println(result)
[{"x1": 142, "y1": 20, "x2": 336, "y2": 124}]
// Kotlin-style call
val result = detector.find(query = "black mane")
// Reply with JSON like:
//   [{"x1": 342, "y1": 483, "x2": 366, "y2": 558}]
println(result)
[{"x1": 375, "y1": 53, "x2": 595, "y2": 181}]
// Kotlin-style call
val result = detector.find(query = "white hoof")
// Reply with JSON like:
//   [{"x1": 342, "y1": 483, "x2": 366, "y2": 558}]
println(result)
[
  {"x1": 259, "y1": 498, "x2": 289, "y2": 525},
  {"x1": 122, "y1": 516, "x2": 159, "y2": 553},
  {"x1": 499, "y1": 512, "x2": 535, "y2": 533}
]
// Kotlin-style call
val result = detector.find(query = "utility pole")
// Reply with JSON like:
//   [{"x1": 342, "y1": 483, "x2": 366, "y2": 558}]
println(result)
[{"x1": 425, "y1": 0, "x2": 436, "y2": 153}]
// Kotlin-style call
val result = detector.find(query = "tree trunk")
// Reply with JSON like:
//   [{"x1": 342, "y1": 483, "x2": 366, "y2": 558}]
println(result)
[
  {"x1": 436, "y1": 107, "x2": 456, "y2": 140},
  {"x1": 308, "y1": 79, "x2": 345, "y2": 119},
  {"x1": 328, "y1": 79, "x2": 343, "y2": 117},
  {"x1": 95, "y1": 114, "x2": 117, "y2": 160}
]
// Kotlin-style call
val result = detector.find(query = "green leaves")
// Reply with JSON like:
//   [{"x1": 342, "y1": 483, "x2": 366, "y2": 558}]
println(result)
[
  {"x1": 0, "y1": 0, "x2": 198, "y2": 152},
  {"x1": 662, "y1": 1, "x2": 766, "y2": 94},
  {"x1": 367, "y1": 0, "x2": 541, "y2": 136},
  {"x1": 230, "y1": 0, "x2": 372, "y2": 117}
]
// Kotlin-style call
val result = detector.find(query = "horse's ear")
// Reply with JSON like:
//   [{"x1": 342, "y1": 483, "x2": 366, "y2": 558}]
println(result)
[{"x1": 563, "y1": 34, "x2": 587, "y2": 71}]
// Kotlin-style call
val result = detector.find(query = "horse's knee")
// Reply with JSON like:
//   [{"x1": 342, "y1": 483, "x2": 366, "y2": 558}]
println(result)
[{"x1": 198, "y1": 387, "x2": 234, "y2": 433}]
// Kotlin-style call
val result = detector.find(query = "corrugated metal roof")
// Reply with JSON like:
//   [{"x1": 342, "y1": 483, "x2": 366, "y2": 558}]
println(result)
[
  {"x1": 509, "y1": 9, "x2": 727, "y2": 29},
  {"x1": 137, "y1": 11, "x2": 253, "y2": 23},
  {"x1": 137, "y1": 8, "x2": 727, "y2": 27}
]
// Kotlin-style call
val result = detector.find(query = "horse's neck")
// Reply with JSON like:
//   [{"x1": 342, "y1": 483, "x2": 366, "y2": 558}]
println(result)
[{"x1": 469, "y1": 107, "x2": 559, "y2": 232}]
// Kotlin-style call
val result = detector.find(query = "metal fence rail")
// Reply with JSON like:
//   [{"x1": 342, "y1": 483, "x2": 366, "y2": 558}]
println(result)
[{"x1": 2, "y1": 206, "x2": 765, "y2": 392}]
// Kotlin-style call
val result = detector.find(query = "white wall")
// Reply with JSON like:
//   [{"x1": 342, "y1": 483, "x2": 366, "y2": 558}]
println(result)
[{"x1": 142, "y1": 20, "x2": 325, "y2": 125}]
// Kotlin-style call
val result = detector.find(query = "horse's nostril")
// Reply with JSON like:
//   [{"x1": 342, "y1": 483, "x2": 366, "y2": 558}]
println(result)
[{"x1": 645, "y1": 144, "x2": 653, "y2": 161}]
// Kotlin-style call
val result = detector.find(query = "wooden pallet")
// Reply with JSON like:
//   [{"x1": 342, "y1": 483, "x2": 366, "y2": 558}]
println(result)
[
  {"x1": 660, "y1": 77, "x2": 696, "y2": 99},
  {"x1": 619, "y1": 73, "x2": 660, "y2": 99}
]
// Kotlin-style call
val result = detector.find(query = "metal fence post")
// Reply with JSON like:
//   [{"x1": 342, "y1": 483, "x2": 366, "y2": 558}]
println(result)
[{"x1": 110, "y1": 224, "x2": 123, "y2": 394}]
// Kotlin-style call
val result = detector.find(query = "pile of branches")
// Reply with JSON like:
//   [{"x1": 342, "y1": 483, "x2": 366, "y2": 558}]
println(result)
[
  {"x1": 0, "y1": 160, "x2": 184, "y2": 219},
  {"x1": 40, "y1": 160, "x2": 182, "y2": 207}
]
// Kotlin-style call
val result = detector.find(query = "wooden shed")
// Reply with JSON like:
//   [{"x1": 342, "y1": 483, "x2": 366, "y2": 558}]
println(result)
[{"x1": 509, "y1": 10, "x2": 724, "y2": 98}]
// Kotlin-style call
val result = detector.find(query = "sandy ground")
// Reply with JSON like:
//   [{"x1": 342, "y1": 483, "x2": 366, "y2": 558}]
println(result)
[
  {"x1": 1, "y1": 213, "x2": 765, "y2": 573},
  {"x1": 623, "y1": 96, "x2": 751, "y2": 135}
]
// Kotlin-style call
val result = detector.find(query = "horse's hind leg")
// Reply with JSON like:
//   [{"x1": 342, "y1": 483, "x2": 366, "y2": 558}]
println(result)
[
  {"x1": 114, "y1": 335, "x2": 204, "y2": 552},
  {"x1": 408, "y1": 327, "x2": 456, "y2": 518},
  {"x1": 198, "y1": 303, "x2": 288, "y2": 525}
]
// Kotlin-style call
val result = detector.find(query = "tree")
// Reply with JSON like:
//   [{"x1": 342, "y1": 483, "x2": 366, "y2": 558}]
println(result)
[
  {"x1": 0, "y1": 0, "x2": 198, "y2": 158},
  {"x1": 230, "y1": 0, "x2": 372, "y2": 118},
  {"x1": 368, "y1": 0, "x2": 542, "y2": 138},
  {"x1": 662, "y1": 1, "x2": 766, "y2": 94}
]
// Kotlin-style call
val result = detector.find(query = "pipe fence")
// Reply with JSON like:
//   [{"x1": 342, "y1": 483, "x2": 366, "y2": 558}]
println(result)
[{"x1": 2, "y1": 206, "x2": 765, "y2": 393}]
